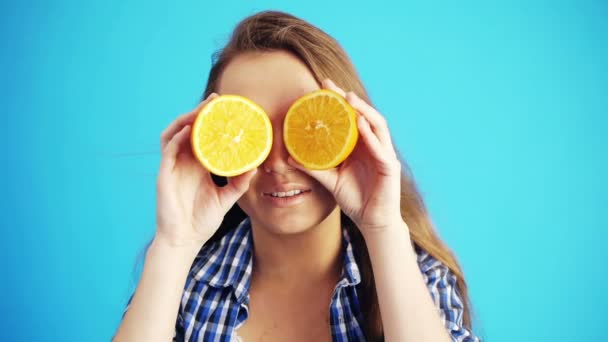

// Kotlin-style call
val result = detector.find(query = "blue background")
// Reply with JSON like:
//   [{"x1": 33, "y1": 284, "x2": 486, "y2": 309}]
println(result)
[{"x1": 2, "y1": 0, "x2": 606, "y2": 341}]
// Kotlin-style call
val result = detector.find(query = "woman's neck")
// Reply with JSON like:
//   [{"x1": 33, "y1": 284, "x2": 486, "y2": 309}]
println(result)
[{"x1": 250, "y1": 207, "x2": 343, "y2": 287}]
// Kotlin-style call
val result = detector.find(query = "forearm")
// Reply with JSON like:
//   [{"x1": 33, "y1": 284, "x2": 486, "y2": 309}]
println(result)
[
  {"x1": 364, "y1": 221, "x2": 451, "y2": 342},
  {"x1": 113, "y1": 237, "x2": 200, "y2": 342}
]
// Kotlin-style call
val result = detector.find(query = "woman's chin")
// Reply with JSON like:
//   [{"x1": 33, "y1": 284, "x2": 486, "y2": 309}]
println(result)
[
  {"x1": 255, "y1": 220, "x2": 316, "y2": 237},
  {"x1": 250, "y1": 206, "x2": 341, "y2": 238}
]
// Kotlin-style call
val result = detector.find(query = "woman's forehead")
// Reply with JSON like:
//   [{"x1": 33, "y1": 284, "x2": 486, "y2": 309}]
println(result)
[{"x1": 217, "y1": 51, "x2": 320, "y2": 118}]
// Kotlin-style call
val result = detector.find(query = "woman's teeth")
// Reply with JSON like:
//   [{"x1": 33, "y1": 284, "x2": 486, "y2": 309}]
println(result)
[{"x1": 270, "y1": 190, "x2": 304, "y2": 198}]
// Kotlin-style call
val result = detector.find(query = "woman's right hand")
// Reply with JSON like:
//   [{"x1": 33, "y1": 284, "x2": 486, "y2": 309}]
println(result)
[{"x1": 155, "y1": 93, "x2": 257, "y2": 250}]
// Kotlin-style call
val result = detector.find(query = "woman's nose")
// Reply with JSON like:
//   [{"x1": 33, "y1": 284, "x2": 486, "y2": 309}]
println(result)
[{"x1": 260, "y1": 131, "x2": 295, "y2": 175}]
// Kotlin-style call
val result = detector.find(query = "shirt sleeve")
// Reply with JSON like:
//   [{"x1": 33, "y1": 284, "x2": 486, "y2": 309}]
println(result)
[{"x1": 417, "y1": 248, "x2": 481, "y2": 342}]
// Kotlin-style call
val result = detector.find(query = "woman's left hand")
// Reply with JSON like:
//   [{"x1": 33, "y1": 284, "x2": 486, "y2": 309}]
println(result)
[{"x1": 288, "y1": 79, "x2": 405, "y2": 236}]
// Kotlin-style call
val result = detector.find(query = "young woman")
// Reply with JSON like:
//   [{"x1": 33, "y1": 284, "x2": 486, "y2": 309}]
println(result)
[{"x1": 114, "y1": 11, "x2": 480, "y2": 342}]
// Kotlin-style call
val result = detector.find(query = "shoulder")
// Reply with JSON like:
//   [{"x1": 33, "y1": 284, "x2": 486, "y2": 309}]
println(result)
[
  {"x1": 189, "y1": 219, "x2": 253, "y2": 286},
  {"x1": 176, "y1": 220, "x2": 254, "y2": 338},
  {"x1": 413, "y1": 244, "x2": 461, "y2": 301},
  {"x1": 414, "y1": 244, "x2": 453, "y2": 276},
  {"x1": 413, "y1": 244, "x2": 481, "y2": 341}
]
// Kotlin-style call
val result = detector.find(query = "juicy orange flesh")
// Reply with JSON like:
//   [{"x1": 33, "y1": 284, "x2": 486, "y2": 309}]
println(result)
[
  {"x1": 285, "y1": 94, "x2": 353, "y2": 166},
  {"x1": 195, "y1": 100, "x2": 270, "y2": 173}
]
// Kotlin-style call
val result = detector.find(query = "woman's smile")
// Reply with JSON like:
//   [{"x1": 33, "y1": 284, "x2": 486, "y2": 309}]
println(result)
[{"x1": 260, "y1": 183, "x2": 313, "y2": 207}]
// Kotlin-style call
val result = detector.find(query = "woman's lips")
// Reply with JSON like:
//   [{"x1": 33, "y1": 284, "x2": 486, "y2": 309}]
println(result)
[
  {"x1": 261, "y1": 189, "x2": 312, "y2": 207},
  {"x1": 263, "y1": 189, "x2": 311, "y2": 198}
]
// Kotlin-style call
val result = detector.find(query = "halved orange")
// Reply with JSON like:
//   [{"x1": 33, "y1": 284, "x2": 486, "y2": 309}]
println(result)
[
  {"x1": 191, "y1": 95, "x2": 272, "y2": 177},
  {"x1": 284, "y1": 89, "x2": 358, "y2": 170}
]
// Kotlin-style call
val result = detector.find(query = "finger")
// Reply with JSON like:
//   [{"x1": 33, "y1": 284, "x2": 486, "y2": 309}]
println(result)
[
  {"x1": 218, "y1": 168, "x2": 258, "y2": 209},
  {"x1": 321, "y1": 79, "x2": 347, "y2": 97},
  {"x1": 287, "y1": 157, "x2": 339, "y2": 193},
  {"x1": 346, "y1": 92, "x2": 394, "y2": 151},
  {"x1": 357, "y1": 116, "x2": 396, "y2": 174},
  {"x1": 160, "y1": 124, "x2": 191, "y2": 174},
  {"x1": 160, "y1": 93, "x2": 219, "y2": 150}
]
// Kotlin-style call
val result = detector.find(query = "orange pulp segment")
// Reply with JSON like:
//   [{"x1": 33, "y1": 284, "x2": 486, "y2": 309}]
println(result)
[
  {"x1": 283, "y1": 89, "x2": 358, "y2": 170},
  {"x1": 191, "y1": 95, "x2": 272, "y2": 177}
]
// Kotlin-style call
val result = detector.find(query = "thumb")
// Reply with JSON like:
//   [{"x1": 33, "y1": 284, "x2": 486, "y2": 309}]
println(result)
[
  {"x1": 217, "y1": 168, "x2": 258, "y2": 209},
  {"x1": 288, "y1": 157, "x2": 338, "y2": 193}
]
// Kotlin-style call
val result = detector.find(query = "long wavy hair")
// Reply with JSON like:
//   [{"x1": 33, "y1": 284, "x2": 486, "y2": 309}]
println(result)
[{"x1": 200, "y1": 10, "x2": 474, "y2": 341}]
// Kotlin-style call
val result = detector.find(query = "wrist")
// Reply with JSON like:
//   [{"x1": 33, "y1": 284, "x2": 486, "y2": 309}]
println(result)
[
  {"x1": 149, "y1": 234, "x2": 204, "y2": 262},
  {"x1": 154, "y1": 223, "x2": 212, "y2": 248},
  {"x1": 362, "y1": 220, "x2": 417, "y2": 262},
  {"x1": 359, "y1": 217, "x2": 409, "y2": 241}
]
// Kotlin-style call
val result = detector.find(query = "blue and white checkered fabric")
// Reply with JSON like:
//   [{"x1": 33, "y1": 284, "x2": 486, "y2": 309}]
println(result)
[{"x1": 123, "y1": 218, "x2": 480, "y2": 341}]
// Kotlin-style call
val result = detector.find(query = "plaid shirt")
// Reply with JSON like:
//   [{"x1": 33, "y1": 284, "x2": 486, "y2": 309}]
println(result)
[{"x1": 123, "y1": 218, "x2": 479, "y2": 341}]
